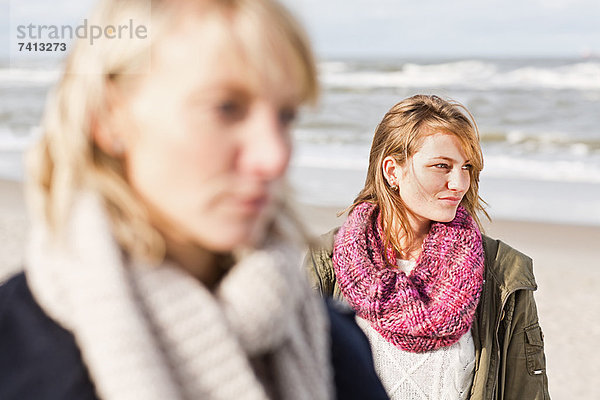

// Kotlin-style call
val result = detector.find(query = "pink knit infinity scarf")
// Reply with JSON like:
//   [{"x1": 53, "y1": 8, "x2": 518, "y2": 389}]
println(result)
[{"x1": 333, "y1": 202, "x2": 485, "y2": 353}]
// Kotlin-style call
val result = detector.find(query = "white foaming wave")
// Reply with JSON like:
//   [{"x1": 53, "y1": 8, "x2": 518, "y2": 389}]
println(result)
[
  {"x1": 291, "y1": 141, "x2": 369, "y2": 171},
  {"x1": 496, "y1": 62, "x2": 600, "y2": 90},
  {"x1": 291, "y1": 154, "x2": 368, "y2": 171},
  {"x1": 291, "y1": 142, "x2": 600, "y2": 184},
  {"x1": 0, "y1": 67, "x2": 61, "y2": 85},
  {"x1": 318, "y1": 61, "x2": 351, "y2": 74},
  {"x1": 482, "y1": 154, "x2": 600, "y2": 183},
  {"x1": 0, "y1": 127, "x2": 41, "y2": 151},
  {"x1": 496, "y1": 130, "x2": 600, "y2": 153},
  {"x1": 320, "y1": 60, "x2": 600, "y2": 90},
  {"x1": 321, "y1": 60, "x2": 496, "y2": 89}
]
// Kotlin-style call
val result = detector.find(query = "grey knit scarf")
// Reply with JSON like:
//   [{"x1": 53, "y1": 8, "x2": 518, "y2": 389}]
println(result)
[{"x1": 26, "y1": 192, "x2": 333, "y2": 400}]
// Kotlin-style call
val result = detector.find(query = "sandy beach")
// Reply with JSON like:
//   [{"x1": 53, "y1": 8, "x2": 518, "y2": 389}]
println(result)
[
  {"x1": 0, "y1": 179, "x2": 29, "y2": 280},
  {"x1": 2, "y1": 179, "x2": 599, "y2": 399}
]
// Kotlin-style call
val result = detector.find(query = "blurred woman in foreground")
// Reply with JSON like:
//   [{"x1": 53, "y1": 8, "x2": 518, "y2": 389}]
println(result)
[
  {"x1": 306, "y1": 95, "x2": 550, "y2": 399},
  {"x1": 0, "y1": 0, "x2": 387, "y2": 399}
]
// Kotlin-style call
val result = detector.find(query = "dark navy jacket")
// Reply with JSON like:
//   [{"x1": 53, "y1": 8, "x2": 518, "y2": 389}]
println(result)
[{"x1": 0, "y1": 272, "x2": 388, "y2": 400}]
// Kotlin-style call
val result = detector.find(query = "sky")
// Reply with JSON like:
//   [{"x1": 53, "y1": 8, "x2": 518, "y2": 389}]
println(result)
[
  {"x1": 282, "y1": 0, "x2": 600, "y2": 58},
  {"x1": 2, "y1": 0, "x2": 600, "y2": 61}
]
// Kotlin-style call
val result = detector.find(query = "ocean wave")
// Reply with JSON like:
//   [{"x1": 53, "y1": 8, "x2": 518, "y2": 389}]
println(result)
[
  {"x1": 483, "y1": 130, "x2": 600, "y2": 152},
  {"x1": 292, "y1": 153, "x2": 600, "y2": 184},
  {"x1": 0, "y1": 127, "x2": 41, "y2": 151},
  {"x1": 0, "y1": 67, "x2": 61, "y2": 86},
  {"x1": 295, "y1": 126, "x2": 600, "y2": 154},
  {"x1": 482, "y1": 154, "x2": 600, "y2": 184},
  {"x1": 498, "y1": 62, "x2": 600, "y2": 90},
  {"x1": 291, "y1": 139, "x2": 600, "y2": 184},
  {"x1": 320, "y1": 60, "x2": 600, "y2": 91}
]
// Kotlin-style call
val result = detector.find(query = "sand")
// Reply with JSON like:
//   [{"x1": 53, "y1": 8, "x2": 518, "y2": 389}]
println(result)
[
  {"x1": 2, "y1": 179, "x2": 598, "y2": 399},
  {"x1": 0, "y1": 179, "x2": 30, "y2": 280}
]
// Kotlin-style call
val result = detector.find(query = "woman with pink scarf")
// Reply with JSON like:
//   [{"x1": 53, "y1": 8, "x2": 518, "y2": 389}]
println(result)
[{"x1": 305, "y1": 95, "x2": 550, "y2": 400}]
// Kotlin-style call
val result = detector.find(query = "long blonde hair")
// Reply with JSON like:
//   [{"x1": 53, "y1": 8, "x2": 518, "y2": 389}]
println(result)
[
  {"x1": 27, "y1": 0, "x2": 317, "y2": 261},
  {"x1": 349, "y1": 94, "x2": 488, "y2": 256}
]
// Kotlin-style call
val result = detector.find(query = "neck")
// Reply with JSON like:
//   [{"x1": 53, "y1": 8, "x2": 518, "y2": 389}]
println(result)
[
  {"x1": 164, "y1": 238, "x2": 232, "y2": 289},
  {"x1": 396, "y1": 214, "x2": 431, "y2": 260},
  {"x1": 146, "y1": 206, "x2": 233, "y2": 288}
]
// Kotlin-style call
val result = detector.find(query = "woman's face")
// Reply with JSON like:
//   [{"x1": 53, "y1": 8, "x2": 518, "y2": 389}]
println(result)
[
  {"x1": 110, "y1": 18, "x2": 300, "y2": 251},
  {"x1": 388, "y1": 131, "x2": 472, "y2": 231}
]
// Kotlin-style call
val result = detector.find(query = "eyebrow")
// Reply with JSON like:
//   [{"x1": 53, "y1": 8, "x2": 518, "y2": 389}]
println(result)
[
  {"x1": 187, "y1": 84, "x2": 300, "y2": 106},
  {"x1": 189, "y1": 85, "x2": 250, "y2": 99},
  {"x1": 429, "y1": 156, "x2": 471, "y2": 164}
]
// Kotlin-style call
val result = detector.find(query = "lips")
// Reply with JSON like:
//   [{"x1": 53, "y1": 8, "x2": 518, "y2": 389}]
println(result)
[
  {"x1": 241, "y1": 195, "x2": 268, "y2": 210},
  {"x1": 438, "y1": 196, "x2": 462, "y2": 205},
  {"x1": 229, "y1": 191, "x2": 270, "y2": 216}
]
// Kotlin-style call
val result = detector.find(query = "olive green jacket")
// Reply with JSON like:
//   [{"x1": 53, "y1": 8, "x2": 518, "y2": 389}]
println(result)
[{"x1": 305, "y1": 228, "x2": 550, "y2": 400}]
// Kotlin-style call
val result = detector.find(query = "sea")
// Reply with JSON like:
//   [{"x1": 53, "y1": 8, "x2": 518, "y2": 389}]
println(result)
[{"x1": 1, "y1": 57, "x2": 600, "y2": 226}]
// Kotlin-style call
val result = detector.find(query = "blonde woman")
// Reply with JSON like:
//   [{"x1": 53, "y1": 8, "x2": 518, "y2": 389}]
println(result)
[
  {"x1": 306, "y1": 95, "x2": 550, "y2": 400},
  {"x1": 0, "y1": 0, "x2": 387, "y2": 399}
]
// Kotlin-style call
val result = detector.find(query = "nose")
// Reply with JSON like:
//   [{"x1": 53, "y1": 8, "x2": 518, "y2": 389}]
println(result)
[
  {"x1": 448, "y1": 168, "x2": 470, "y2": 193},
  {"x1": 239, "y1": 103, "x2": 291, "y2": 181}
]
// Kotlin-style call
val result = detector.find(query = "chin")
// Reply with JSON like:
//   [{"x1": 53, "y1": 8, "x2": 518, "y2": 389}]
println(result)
[
  {"x1": 202, "y1": 232, "x2": 252, "y2": 252},
  {"x1": 435, "y1": 210, "x2": 459, "y2": 223},
  {"x1": 199, "y1": 220, "x2": 266, "y2": 252}
]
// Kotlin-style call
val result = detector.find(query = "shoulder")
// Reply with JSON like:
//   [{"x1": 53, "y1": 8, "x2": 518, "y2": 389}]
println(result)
[
  {"x1": 1, "y1": 272, "x2": 51, "y2": 333},
  {"x1": 325, "y1": 299, "x2": 389, "y2": 400},
  {"x1": 0, "y1": 273, "x2": 98, "y2": 400},
  {"x1": 0, "y1": 272, "x2": 41, "y2": 328},
  {"x1": 482, "y1": 234, "x2": 537, "y2": 292},
  {"x1": 304, "y1": 228, "x2": 340, "y2": 296},
  {"x1": 309, "y1": 227, "x2": 339, "y2": 258}
]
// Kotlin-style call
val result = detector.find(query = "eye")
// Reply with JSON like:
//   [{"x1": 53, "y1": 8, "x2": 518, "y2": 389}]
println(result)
[
  {"x1": 278, "y1": 106, "x2": 298, "y2": 127},
  {"x1": 217, "y1": 99, "x2": 247, "y2": 121},
  {"x1": 462, "y1": 163, "x2": 473, "y2": 171},
  {"x1": 434, "y1": 163, "x2": 450, "y2": 169}
]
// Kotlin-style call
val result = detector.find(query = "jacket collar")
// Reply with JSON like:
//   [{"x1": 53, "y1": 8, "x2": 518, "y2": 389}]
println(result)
[{"x1": 483, "y1": 235, "x2": 537, "y2": 296}]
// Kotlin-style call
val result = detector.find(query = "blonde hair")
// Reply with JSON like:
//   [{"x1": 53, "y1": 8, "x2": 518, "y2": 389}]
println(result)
[
  {"x1": 349, "y1": 94, "x2": 488, "y2": 257},
  {"x1": 27, "y1": 0, "x2": 317, "y2": 261}
]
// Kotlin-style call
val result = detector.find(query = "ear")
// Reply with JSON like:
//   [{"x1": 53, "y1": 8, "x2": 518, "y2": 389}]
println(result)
[
  {"x1": 91, "y1": 83, "x2": 130, "y2": 158},
  {"x1": 382, "y1": 156, "x2": 399, "y2": 186}
]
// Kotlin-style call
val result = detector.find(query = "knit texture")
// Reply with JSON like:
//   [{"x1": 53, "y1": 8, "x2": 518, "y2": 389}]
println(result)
[
  {"x1": 25, "y1": 192, "x2": 333, "y2": 400},
  {"x1": 357, "y1": 318, "x2": 475, "y2": 400},
  {"x1": 333, "y1": 202, "x2": 484, "y2": 353}
]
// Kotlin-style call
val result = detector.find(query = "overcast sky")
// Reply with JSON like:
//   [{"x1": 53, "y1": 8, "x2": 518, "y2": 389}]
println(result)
[
  {"x1": 3, "y1": 0, "x2": 599, "y2": 61},
  {"x1": 282, "y1": 0, "x2": 600, "y2": 58}
]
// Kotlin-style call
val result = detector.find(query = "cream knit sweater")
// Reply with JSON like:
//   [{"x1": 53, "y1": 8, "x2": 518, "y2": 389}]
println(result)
[
  {"x1": 356, "y1": 259, "x2": 476, "y2": 400},
  {"x1": 357, "y1": 318, "x2": 475, "y2": 400}
]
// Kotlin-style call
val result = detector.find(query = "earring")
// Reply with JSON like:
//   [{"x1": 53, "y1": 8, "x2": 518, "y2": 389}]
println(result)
[{"x1": 389, "y1": 181, "x2": 398, "y2": 191}]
